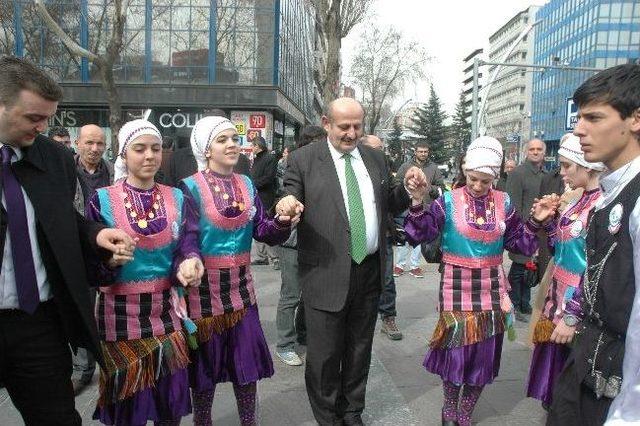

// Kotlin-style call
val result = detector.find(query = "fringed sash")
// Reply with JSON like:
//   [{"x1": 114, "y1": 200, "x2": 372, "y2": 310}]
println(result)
[
  {"x1": 429, "y1": 310, "x2": 506, "y2": 349},
  {"x1": 97, "y1": 329, "x2": 189, "y2": 407},
  {"x1": 532, "y1": 318, "x2": 555, "y2": 344},
  {"x1": 194, "y1": 309, "x2": 248, "y2": 343}
]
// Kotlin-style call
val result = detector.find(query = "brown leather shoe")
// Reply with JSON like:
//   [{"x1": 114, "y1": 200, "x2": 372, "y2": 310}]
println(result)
[{"x1": 381, "y1": 316, "x2": 403, "y2": 340}]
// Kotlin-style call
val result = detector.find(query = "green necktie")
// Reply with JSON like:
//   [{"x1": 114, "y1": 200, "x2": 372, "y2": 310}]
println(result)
[{"x1": 343, "y1": 153, "x2": 368, "y2": 264}]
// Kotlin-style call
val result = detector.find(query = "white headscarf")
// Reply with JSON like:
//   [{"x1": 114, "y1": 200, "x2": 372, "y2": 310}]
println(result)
[
  {"x1": 190, "y1": 116, "x2": 237, "y2": 171},
  {"x1": 114, "y1": 119, "x2": 163, "y2": 181},
  {"x1": 464, "y1": 136, "x2": 503, "y2": 178},
  {"x1": 557, "y1": 133, "x2": 606, "y2": 171}
]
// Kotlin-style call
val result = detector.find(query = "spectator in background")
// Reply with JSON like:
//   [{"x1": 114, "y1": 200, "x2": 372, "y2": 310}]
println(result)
[
  {"x1": 250, "y1": 135, "x2": 280, "y2": 269},
  {"x1": 360, "y1": 134, "x2": 404, "y2": 340},
  {"x1": 274, "y1": 125, "x2": 327, "y2": 366},
  {"x1": 75, "y1": 124, "x2": 113, "y2": 202},
  {"x1": 394, "y1": 141, "x2": 444, "y2": 279},
  {"x1": 505, "y1": 139, "x2": 547, "y2": 322},
  {"x1": 48, "y1": 125, "x2": 73, "y2": 151},
  {"x1": 496, "y1": 158, "x2": 516, "y2": 191}
]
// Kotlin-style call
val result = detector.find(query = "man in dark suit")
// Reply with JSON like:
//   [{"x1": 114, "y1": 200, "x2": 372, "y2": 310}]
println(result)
[
  {"x1": 0, "y1": 56, "x2": 133, "y2": 425},
  {"x1": 279, "y1": 98, "x2": 425, "y2": 425}
]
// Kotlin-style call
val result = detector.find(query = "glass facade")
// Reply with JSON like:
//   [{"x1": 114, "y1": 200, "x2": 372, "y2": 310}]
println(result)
[
  {"x1": 1, "y1": 0, "x2": 315, "y2": 119},
  {"x1": 531, "y1": 0, "x2": 640, "y2": 162}
]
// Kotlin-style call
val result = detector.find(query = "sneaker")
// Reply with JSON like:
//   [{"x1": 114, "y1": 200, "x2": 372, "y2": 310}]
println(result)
[
  {"x1": 272, "y1": 259, "x2": 281, "y2": 271},
  {"x1": 409, "y1": 267, "x2": 424, "y2": 278},
  {"x1": 381, "y1": 316, "x2": 403, "y2": 340},
  {"x1": 251, "y1": 259, "x2": 269, "y2": 266},
  {"x1": 393, "y1": 266, "x2": 404, "y2": 277},
  {"x1": 276, "y1": 350, "x2": 303, "y2": 366}
]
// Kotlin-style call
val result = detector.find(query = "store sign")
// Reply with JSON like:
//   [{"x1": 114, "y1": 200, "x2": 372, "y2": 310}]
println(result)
[
  {"x1": 565, "y1": 98, "x2": 578, "y2": 130},
  {"x1": 157, "y1": 111, "x2": 208, "y2": 129},
  {"x1": 230, "y1": 111, "x2": 273, "y2": 149}
]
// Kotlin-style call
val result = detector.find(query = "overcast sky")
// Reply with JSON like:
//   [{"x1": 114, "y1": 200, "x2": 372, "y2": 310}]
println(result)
[{"x1": 341, "y1": 0, "x2": 548, "y2": 116}]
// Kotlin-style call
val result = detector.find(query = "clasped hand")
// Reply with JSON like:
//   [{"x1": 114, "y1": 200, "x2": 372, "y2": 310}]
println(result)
[
  {"x1": 530, "y1": 193, "x2": 561, "y2": 223},
  {"x1": 275, "y1": 195, "x2": 304, "y2": 226},
  {"x1": 405, "y1": 166, "x2": 429, "y2": 204},
  {"x1": 177, "y1": 257, "x2": 205, "y2": 287},
  {"x1": 96, "y1": 228, "x2": 137, "y2": 268}
]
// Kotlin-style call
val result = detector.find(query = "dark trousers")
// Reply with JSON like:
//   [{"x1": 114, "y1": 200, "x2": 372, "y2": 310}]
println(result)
[
  {"x1": 0, "y1": 301, "x2": 81, "y2": 425},
  {"x1": 72, "y1": 289, "x2": 96, "y2": 382},
  {"x1": 547, "y1": 359, "x2": 612, "y2": 426},
  {"x1": 378, "y1": 238, "x2": 397, "y2": 318},
  {"x1": 276, "y1": 246, "x2": 303, "y2": 351},
  {"x1": 508, "y1": 262, "x2": 531, "y2": 312},
  {"x1": 304, "y1": 253, "x2": 381, "y2": 425}
]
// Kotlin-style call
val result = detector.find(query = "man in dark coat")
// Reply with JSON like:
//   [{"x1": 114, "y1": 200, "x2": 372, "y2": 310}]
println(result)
[
  {"x1": 250, "y1": 136, "x2": 279, "y2": 268},
  {"x1": 278, "y1": 98, "x2": 425, "y2": 425},
  {"x1": 505, "y1": 139, "x2": 547, "y2": 322},
  {"x1": 0, "y1": 56, "x2": 133, "y2": 425}
]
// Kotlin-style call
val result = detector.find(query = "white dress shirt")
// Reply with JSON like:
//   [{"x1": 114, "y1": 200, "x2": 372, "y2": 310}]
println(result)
[
  {"x1": 0, "y1": 142, "x2": 51, "y2": 309},
  {"x1": 327, "y1": 140, "x2": 379, "y2": 255},
  {"x1": 600, "y1": 155, "x2": 640, "y2": 425}
]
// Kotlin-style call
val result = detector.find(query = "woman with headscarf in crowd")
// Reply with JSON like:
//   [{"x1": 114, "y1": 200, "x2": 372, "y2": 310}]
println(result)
[
  {"x1": 88, "y1": 119, "x2": 204, "y2": 426},
  {"x1": 179, "y1": 116, "x2": 294, "y2": 425},
  {"x1": 404, "y1": 136, "x2": 559, "y2": 426},
  {"x1": 526, "y1": 134, "x2": 604, "y2": 409}
]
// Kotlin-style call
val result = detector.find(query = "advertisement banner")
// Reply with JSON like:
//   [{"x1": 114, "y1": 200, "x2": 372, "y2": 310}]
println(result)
[{"x1": 230, "y1": 111, "x2": 274, "y2": 151}]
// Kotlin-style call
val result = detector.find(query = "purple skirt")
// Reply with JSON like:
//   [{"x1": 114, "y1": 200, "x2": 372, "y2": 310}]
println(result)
[
  {"x1": 527, "y1": 342, "x2": 570, "y2": 405},
  {"x1": 423, "y1": 334, "x2": 504, "y2": 386},
  {"x1": 94, "y1": 368, "x2": 191, "y2": 426},
  {"x1": 190, "y1": 304, "x2": 274, "y2": 392}
]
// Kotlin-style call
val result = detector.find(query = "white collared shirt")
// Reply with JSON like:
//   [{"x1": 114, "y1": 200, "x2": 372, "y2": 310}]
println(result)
[
  {"x1": 0, "y1": 142, "x2": 51, "y2": 309},
  {"x1": 601, "y1": 155, "x2": 640, "y2": 425},
  {"x1": 327, "y1": 140, "x2": 379, "y2": 255}
]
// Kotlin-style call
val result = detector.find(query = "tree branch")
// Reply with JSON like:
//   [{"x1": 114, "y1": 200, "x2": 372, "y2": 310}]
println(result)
[{"x1": 33, "y1": 0, "x2": 98, "y2": 61}]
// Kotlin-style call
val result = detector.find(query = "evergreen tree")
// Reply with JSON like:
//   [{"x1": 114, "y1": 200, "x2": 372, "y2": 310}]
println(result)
[
  {"x1": 450, "y1": 90, "x2": 472, "y2": 153},
  {"x1": 387, "y1": 117, "x2": 404, "y2": 162},
  {"x1": 410, "y1": 84, "x2": 449, "y2": 164}
]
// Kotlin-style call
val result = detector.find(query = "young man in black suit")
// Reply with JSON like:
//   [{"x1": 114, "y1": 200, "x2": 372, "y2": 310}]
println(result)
[
  {"x1": 0, "y1": 56, "x2": 134, "y2": 425},
  {"x1": 278, "y1": 98, "x2": 426, "y2": 425}
]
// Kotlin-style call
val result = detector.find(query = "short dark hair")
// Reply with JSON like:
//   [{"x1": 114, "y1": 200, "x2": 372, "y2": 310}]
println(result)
[
  {"x1": 252, "y1": 136, "x2": 268, "y2": 151},
  {"x1": 48, "y1": 126, "x2": 69, "y2": 139},
  {"x1": 573, "y1": 64, "x2": 640, "y2": 119},
  {"x1": 296, "y1": 125, "x2": 327, "y2": 150},
  {"x1": 415, "y1": 140, "x2": 430, "y2": 150},
  {"x1": 0, "y1": 56, "x2": 63, "y2": 106},
  {"x1": 204, "y1": 108, "x2": 227, "y2": 118}
]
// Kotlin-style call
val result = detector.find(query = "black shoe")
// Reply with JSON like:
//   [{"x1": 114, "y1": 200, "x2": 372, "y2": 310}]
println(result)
[
  {"x1": 251, "y1": 259, "x2": 269, "y2": 266},
  {"x1": 521, "y1": 305, "x2": 533, "y2": 315},
  {"x1": 442, "y1": 420, "x2": 458, "y2": 426},
  {"x1": 343, "y1": 414, "x2": 363, "y2": 425}
]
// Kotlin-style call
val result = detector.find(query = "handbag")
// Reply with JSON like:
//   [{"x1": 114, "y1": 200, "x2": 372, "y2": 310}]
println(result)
[
  {"x1": 524, "y1": 257, "x2": 540, "y2": 288},
  {"x1": 420, "y1": 234, "x2": 442, "y2": 264}
]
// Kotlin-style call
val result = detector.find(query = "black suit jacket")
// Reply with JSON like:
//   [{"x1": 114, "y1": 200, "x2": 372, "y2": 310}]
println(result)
[
  {"x1": 251, "y1": 150, "x2": 278, "y2": 210},
  {"x1": 284, "y1": 141, "x2": 410, "y2": 312},
  {"x1": 0, "y1": 136, "x2": 105, "y2": 362}
]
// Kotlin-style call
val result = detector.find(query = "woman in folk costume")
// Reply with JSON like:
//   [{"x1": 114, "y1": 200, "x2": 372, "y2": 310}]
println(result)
[
  {"x1": 87, "y1": 119, "x2": 204, "y2": 426},
  {"x1": 179, "y1": 116, "x2": 294, "y2": 426},
  {"x1": 404, "y1": 136, "x2": 559, "y2": 426},
  {"x1": 526, "y1": 134, "x2": 604, "y2": 408}
]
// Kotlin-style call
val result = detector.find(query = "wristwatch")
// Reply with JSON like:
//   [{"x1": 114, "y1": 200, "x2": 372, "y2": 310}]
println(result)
[{"x1": 563, "y1": 314, "x2": 579, "y2": 327}]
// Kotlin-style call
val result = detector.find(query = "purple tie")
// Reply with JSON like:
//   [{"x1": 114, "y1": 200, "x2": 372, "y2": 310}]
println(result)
[{"x1": 2, "y1": 145, "x2": 39, "y2": 313}]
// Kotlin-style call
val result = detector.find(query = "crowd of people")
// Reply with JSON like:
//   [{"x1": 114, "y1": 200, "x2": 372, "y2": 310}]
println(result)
[{"x1": 0, "y1": 55, "x2": 639, "y2": 426}]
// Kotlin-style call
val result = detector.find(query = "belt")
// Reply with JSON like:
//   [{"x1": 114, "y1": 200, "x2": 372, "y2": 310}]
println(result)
[{"x1": 0, "y1": 298, "x2": 55, "y2": 316}]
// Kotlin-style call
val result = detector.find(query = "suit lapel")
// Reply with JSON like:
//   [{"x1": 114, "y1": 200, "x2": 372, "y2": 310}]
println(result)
[{"x1": 317, "y1": 142, "x2": 349, "y2": 224}]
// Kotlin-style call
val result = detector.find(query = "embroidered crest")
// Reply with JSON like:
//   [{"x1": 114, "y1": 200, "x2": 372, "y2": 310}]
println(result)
[{"x1": 608, "y1": 203, "x2": 623, "y2": 234}]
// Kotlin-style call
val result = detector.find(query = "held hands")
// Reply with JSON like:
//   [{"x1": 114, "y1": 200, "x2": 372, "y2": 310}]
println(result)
[
  {"x1": 275, "y1": 195, "x2": 304, "y2": 225},
  {"x1": 177, "y1": 257, "x2": 205, "y2": 287},
  {"x1": 500, "y1": 293, "x2": 513, "y2": 314},
  {"x1": 531, "y1": 193, "x2": 561, "y2": 223},
  {"x1": 97, "y1": 228, "x2": 137, "y2": 267},
  {"x1": 404, "y1": 166, "x2": 429, "y2": 204},
  {"x1": 550, "y1": 321, "x2": 576, "y2": 345}
]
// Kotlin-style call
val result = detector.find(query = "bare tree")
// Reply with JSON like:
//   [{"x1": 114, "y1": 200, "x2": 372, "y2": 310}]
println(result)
[
  {"x1": 312, "y1": 0, "x2": 374, "y2": 105},
  {"x1": 348, "y1": 26, "x2": 428, "y2": 134},
  {"x1": 34, "y1": 0, "x2": 128, "y2": 155}
]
